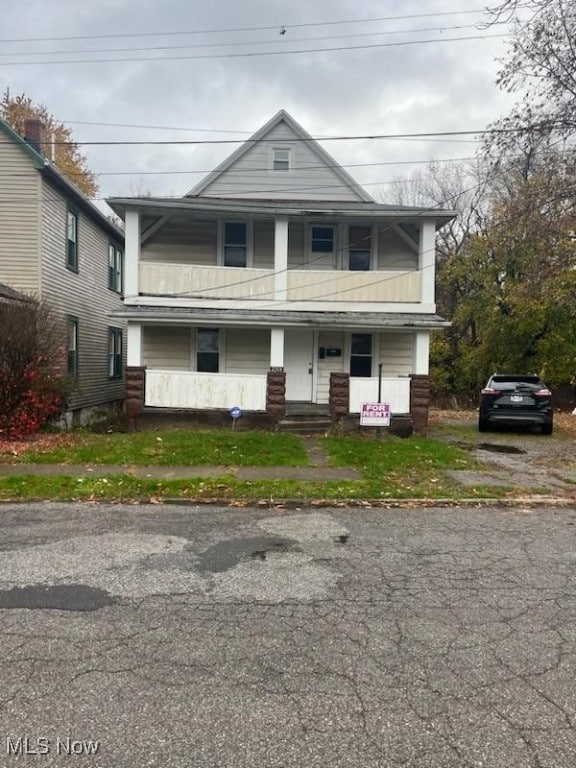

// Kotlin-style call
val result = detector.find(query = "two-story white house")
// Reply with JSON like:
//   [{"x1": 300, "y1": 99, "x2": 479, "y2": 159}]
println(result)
[{"x1": 108, "y1": 111, "x2": 453, "y2": 431}]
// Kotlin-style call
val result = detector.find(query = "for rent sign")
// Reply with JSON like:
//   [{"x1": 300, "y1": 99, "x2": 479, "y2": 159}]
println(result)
[{"x1": 360, "y1": 402, "x2": 391, "y2": 427}]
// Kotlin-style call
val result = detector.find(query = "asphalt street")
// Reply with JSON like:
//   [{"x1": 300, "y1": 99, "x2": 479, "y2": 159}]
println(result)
[{"x1": 0, "y1": 502, "x2": 575, "y2": 768}]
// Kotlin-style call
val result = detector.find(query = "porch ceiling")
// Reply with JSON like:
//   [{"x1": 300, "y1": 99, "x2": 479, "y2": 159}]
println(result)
[{"x1": 110, "y1": 305, "x2": 450, "y2": 330}]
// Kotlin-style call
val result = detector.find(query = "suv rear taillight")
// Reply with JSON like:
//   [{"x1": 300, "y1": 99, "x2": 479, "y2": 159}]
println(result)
[
  {"x1": 481, "y1": 387, "x2": 500, "y2": 395},
  {"x1": 534, "y1": 388, "x2": 552, "y2": 396}
]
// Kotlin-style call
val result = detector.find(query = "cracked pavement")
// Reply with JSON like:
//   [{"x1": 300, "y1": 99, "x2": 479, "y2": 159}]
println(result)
[{"x1": 0, "y1": 503, "x2": 575, "y2": 767}]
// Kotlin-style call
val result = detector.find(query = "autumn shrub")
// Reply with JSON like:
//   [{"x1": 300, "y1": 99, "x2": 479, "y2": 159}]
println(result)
[{"x1": 0, "y1": 297, "x2": 69, "y2": 439}]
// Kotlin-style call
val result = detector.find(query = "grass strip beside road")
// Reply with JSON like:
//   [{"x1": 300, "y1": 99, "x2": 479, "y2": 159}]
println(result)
[{"x1": 0, "y1": 432, "x2": 511, "y2": 502}]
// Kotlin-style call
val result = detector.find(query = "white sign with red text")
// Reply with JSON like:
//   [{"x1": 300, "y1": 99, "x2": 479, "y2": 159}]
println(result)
[{"x1": 360, "y1": 402, "x2": 391, "y2": 427}]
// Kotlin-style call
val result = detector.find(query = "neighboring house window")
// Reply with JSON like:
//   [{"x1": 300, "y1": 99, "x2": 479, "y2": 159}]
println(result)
[
  {"x1": 348, "y1": 226, "x2": 371, "y2": 271},
  {"x1": 67, "y1": 208, "x2": 79, "y2": 271},
  {"x1": 67, "y1": 316, "x2": 79, "y2": 377},
  {"x1": 224, "y1": 222, "x2": 247, "y2": 267},
  {"x1": 197, "y1": 328, "x2": 219, "y2": 372},
  {"x1": 272, "y1": 148, "x2": 291, "y2": 172},
  {"x1": 350, "y1": 333, "x2": 372, "y2": 377},
  {"x1": 108, "y1": 244, "x2": 123, "y2": 293},
  {"x1": 108, "y1": 327, "x2": 123, "y2": 379}
]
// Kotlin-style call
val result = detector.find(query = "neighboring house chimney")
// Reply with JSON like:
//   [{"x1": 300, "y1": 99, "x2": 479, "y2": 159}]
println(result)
[{"x1": 23, "y1": 119, "x2": 45, "y2": 155}]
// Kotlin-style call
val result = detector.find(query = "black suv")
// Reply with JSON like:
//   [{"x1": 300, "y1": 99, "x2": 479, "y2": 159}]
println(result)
[{"x1": 478, "y1": 374, "x2": 553, "y2": 434}]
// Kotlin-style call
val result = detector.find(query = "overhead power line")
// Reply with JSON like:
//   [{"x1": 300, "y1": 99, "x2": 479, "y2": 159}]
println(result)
[
  {"x1": 0, "y1": 33, "x2": 505, "y2": 66},
  {"x1": 42, "y1": 124, "x2": 549, "y2": 147},
  {"x1": 0, "y1": 9, "x2": 492, "y2": 45}
]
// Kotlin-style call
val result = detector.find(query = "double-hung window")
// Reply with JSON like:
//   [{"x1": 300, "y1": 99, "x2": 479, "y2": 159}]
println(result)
[
  {"x1": 310, "y1": 225, "x2": 335, "y2": 269},
  {"x1": 350, "y1": 333, "x2": 372, "y2": 377},
  {"x1": 224, "y1": 222, "x2": 247, "y2": 267},
  {"x1": 348, "y1": 226, "x2": 371, "y2": 271},
  {"x1": 108, "y1": 244, "x2": 123, "y2": 293},
  {"x1": 197, "y1": 328, "x2": 219, "y2": 372},
  {"x1": 67, "y1": 316, "x2": 79, "y2": 377},
  {"x1": 272, "y1": 148, "x2": 291, "y2": 172},
  {"x1": 67, "y1": 208, "x2": 78, "y2": 271},
  {"x1": 108, "y1": 327, "x2": 123, "y2": 379}
]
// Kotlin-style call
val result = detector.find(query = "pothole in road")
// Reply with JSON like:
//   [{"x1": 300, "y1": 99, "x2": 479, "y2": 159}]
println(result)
[
  {"x1": 0, "y1": 584, "x2": 115, "y2": 611},
  {"x1": 198, "y1": 536, "x2": 298, "y2": 573},
  {"x1": 478, "y1": 443, "x2": 526, "y2": 454}
]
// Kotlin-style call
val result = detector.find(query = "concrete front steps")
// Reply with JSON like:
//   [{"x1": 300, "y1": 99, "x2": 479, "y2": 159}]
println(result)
[{"x1": 278, "y1": 403, "x2": 332, "y2": 434}]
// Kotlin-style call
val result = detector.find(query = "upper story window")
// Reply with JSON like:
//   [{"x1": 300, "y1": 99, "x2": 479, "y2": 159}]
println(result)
[
  {"x1": 348, "y1": 225, "x2": 371, "y2": 271},
  {"x1": 310, "y1": 225, "x2": 335, "y2": 269},
  {"x1": 224, "y1": 222, "x2": 247, "y2": 267},
  {"x1": 272, "y1": 147, "x2": 291, "y2": 172},
  {"x1": 108, "y1": 244, "x2": 123, "y2": 293},
  {"x1": 66, "y1": 208, "x2": 78, "y2": 272}
]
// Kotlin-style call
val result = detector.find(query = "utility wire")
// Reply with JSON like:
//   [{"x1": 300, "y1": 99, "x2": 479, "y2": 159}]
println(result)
[
  {"x1": 0, "y1": 9, "x2": 495, "y2": 45},
  {"x1": 0, "y1": 33, "x2": 505, "y2": 66}
]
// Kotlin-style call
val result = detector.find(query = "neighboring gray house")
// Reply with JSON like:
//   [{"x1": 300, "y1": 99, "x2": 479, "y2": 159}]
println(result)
[
  {"x1": 109, "y1": 111, "x2": 454, "y2": 430},
  {"x1": 0, "y1": 116, "x2": 126, "y2": 424}
]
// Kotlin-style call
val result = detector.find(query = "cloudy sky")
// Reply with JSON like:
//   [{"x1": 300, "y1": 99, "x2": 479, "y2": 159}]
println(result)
[{"x1": 1, "y1": 0, "x2": 520, "y2": 208}]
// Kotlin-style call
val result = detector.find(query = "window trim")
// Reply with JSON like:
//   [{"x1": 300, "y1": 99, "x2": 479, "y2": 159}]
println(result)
[
  {"x1": 108, "y1": 327, "x2": 123, "y2": 379},
  {"x1": 270, "y1": 146, "x2": 293, "y2": 173},
  {"x1": 108, "y1": 243, "x2": 124, "y2": 294},
  {"x1": 66, "y1": 207, "x2": 79, "y2": 272},
  {"x1": 308, "y1": 224, "x2": 336, "y2": 269},
  {"x1": 196, "y1": 327, "x2": 220, "y2": 373},
  {"x1": 348, "y1": 224, "x2": 373, "y2": 271},
  {"x1": 67, "y1": 316, "x2": 79, "y2": 378},
  {"x1": 218, "y1": 220, "x2": 253, "y2": 267},
  {"x1": 349, "y1": 332, "x2": 373, "y2": 378}
]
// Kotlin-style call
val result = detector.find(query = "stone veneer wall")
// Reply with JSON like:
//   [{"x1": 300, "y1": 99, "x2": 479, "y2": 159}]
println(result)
[
  {"x1": 125, "y1": 366, "x2": 146, "y2": 427},
  {"x1": 329, "y1": 372, "x2": 350, "y2": 421},
  {"x1": 410, "y1": 374, "x2": 430, "y2": 432},
  {"x1": 266, "y1": 370, "x2": 286, "y2": 419}
]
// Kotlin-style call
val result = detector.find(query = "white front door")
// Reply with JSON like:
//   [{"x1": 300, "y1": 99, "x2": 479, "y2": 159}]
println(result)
[{"x1": 284, "y1": 330, "x2": 314, "y2": 401}]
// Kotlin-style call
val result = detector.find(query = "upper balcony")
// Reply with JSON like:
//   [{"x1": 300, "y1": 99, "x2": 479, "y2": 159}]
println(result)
[{"x1": 118, "y1": 203, "x2": 443, "y2": 309}]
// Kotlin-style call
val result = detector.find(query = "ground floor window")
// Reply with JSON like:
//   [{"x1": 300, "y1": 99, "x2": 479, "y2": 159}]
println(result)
[
  {"x1": 67, "y1": 316, "x2": 79, "y2": 377},
  {"x1": 108, "y1": 327, "x2": 123, "y2": 378},
  {"x1": 197, "y1": 328, "x2": 219, "y2": 372},
  {"x1": 350, "y1": 333, "x2": 372, "y2": 376}
]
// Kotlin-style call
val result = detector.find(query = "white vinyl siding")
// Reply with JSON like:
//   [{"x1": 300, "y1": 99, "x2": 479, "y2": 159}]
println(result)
[
  {"x1": 0, "y1": 136, "x2": 41, "y2": 295},
  {"x1": 225, "y1": 329, "x2": 270, "y2": 374},
  {"x1": 316, "y1": 331, "x2": 345, "y2": 404},
  {"x1": 288, "y1": 222, "x2": 305, "y2": 268},
  {"x1": 142, "y1": 326, "x2": 191, "y2": 369},
  {"x1": 253, "y1": 220, "x2": 274, "y2": 268},
  {"x1": 142, "y1": 219, "x2": 217, "y2": 265},
  {"x1": 377, "y1": 228, "x2": 418, "y2": 271},
  {"x1": 378, "y1": 332, "x2": 414, "y2": 375},
  {"x1": 40, "y1": 181, "x2": 126, "y2": 412},
  {"x1": 198, "y1": 122, "x2": 364, "y2": 201}
]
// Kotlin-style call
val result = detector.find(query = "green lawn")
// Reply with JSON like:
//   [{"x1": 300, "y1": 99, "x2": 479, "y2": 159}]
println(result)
[
  {"x1": 13, "y1": 429, "x2": 309, "y2": 467},
  {"x1": 0, "y1": 429, "x2": 514, "y2": 502}
]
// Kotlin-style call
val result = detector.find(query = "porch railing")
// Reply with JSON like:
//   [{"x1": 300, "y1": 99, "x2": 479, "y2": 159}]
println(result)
[
  {"x1": 145, "y1": 370, "x2": 267, "y2": 411},
  {"x1": 349, "y1": 377, "x2": 410, "y2": 414}
]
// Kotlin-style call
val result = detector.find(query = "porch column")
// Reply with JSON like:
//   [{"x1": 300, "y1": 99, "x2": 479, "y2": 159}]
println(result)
[
  {"x1": 127, "y1": 323, "x2": 143, "y2": 366},
  {"x1": 125, "y1": 209, "x2": 141, "y2": 299},
  {"x1": 274, "y1": 217, "x2": 288, "y2": 302},
  {"x1": 413, "y1": 331, "x2": 430, "y2": 375},
  {"x1": 419, "y1": 221, "x2": 436, "y2": 306},
  {"x1": 270, "y1": 328, "x2": 285, "y2": 368}
]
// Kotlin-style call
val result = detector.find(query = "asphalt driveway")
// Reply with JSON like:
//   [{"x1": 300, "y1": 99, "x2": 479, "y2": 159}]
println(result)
[{"x1": 0, "y1": 502, "x2": 575, "y2": 767}]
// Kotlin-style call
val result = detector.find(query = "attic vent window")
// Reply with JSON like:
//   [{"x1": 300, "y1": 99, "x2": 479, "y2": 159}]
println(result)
[{"x1": 272, "y1": 148, "x2": 291, "y2": 172}]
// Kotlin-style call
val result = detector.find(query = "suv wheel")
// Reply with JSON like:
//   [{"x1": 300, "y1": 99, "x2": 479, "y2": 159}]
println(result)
[
  {"x1": 542, "y1": 420, "x2": 553, "y2": 435},
  {"x1": 478, "y1": 416, "x2": 488, "y2": 432}
]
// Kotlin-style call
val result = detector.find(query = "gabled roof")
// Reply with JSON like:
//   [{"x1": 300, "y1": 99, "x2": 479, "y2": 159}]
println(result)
[
  {"x1": 187, "y1": 109, "x2": 373, "y2": 202},
  {"x1": 0, "y1": 116, "x2": 123, "y2": 242}
]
